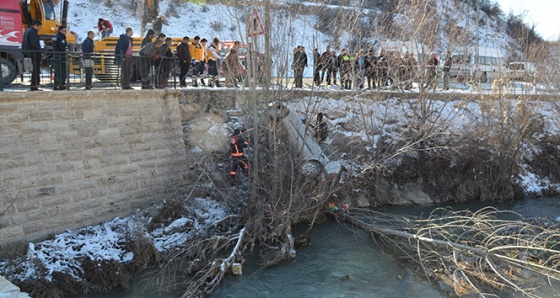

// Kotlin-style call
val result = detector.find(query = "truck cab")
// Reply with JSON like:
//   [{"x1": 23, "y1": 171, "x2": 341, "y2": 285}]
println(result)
[{"x1": 0, "y1": 0, "x2": 76, "y2": 85}]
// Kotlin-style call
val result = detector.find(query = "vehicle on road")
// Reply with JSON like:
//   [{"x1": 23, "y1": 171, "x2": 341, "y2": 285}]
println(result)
[
  {"x1": 449, "y1": 46, "x2": 506, "y2": 83},
  {"x1": 268, "y1": 101, "x2": 340, "y2": 183},
  {"x1": 505, "y1": 61, "x2": 536, "y2": 82}
]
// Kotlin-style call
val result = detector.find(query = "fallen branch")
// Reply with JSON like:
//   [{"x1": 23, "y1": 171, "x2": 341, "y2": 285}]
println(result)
[
  {"x1": 180, "y1": 227, "x2": 246, "y2": 298},
  {"x1": 340, "y1": 207, "x2": 560, "y2": 297}
]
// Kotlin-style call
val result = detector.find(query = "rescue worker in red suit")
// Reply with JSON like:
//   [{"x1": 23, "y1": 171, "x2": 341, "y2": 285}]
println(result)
[{"x1": 229, "y1": 128, "x2": 249, "y2": 180}]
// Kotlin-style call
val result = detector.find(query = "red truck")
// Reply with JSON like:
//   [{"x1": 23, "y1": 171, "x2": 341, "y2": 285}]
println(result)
[
  {"x1": 0, "y1": 0, "x2": 25, "y2": 85},
  {"x1": 0, "y1": 0, "x2": 75, "y2": 85}
]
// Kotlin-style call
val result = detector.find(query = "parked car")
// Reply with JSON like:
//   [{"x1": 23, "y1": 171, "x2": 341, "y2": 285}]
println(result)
[
  {"x1": 268, "y1": 102, "x2": 340, "y2": 183},
  {"x1": 506, "y1": 61, "x2": 536, "y2": 82}
]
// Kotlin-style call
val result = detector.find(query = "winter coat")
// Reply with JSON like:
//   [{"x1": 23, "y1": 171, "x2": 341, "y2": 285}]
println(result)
[
  {"x1": 140, "y1": 42, "x2": 159, "y2": 58},
  {"x1": 52, "y1": 31, "x2": 67, "y2": 53},
  {"x1": 22, "y1": 27, "x2": 41, "y2": 54},
  {"x1": 314, "y1": 120, "x2": 328, "y2": 142},
  {"x1": 152, "y1": 18, "x2": 168, "y2": 33},
  {"x1": 141, "y1": 35, "x2": 152, "y2": 47},
  {"x1": 443, "y1": 56, "x2": 452, "y2": 72},
  {"x1": 115, "y1": 33, "x2": 132, "y2": 60},
  {"x1": 293, "y1": 51, "x2": 307, "y2": 69},
  {"x1": 189, "y1": 42, "x2": 203, "y2": 62},
  {"x1": 230, "y1": 134, "x2": 248, "y2": 157},
  {"x1": 97, "y1": 19, "x2": 112, "y2": 32},
  {"x1": 224, "y1": 48, "x2": 238, "y2": 71},
  {"x1": 81, "y1": 37, "x2": 94, "y2": 59},
  {"x1": 176, "y1": 42, "x2": 191, "y2": 63}
]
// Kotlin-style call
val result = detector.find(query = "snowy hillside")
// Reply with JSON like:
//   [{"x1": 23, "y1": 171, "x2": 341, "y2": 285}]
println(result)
[{"x1": 64, "y1": 0, "x2": 517, "y2": 77}]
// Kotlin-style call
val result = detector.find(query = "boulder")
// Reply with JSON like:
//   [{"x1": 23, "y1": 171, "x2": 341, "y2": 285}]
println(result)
[{"x1": 187, "y1": 115, "x2": 229, "y2": 153}]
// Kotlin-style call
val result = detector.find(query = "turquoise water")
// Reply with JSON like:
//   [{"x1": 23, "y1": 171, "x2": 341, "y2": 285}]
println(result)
[{"x1": 211, "y1": 222, "x2": 441, "y2": 297}]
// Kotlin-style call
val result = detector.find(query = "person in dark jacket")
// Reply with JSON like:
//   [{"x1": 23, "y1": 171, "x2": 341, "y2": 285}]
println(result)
[
  {"x1": 157, "y1": 37, "x2": 173, "y2": 88},
  {"x1": 176, "y1": 36, "x2": 191, "y2": 88},
  {"x1": 229, "y1": 127, "x2": 249, "y2": 181},
  {"x1": 22, "y1": 20, "x2": 42, "y2": 91},
  {"x1": 97, "y1": 18, "x2": 113, "y2": 38},
  {"x1": 313, "y1": 112, "x2": 328, "y2": 143},
  {"x1": 313, "y1": 48, "x2": 321, "y2": 86},
  {"x1": 141, "y1": 29, "x2": 155, "y2": 47},
  {"x1": 320, "y1": 46, "x2": 331, "y2": 84},
  {"x1": 81, "y1": 30, "x2": 95, "y2": 90},
  {"x1": 52, "y1": 26, "x2": 68, "y2": 90},
  {"x1": 115, "y1": 27, "x2": 134, "y2": 89},
  {"x1": 152, "y1": 15, "x2": 168, "y2": 36},
  {"x1": 442, "y1": 51, "x2": 453, "y2": 90},
  {"x1": 292, "y1": 46, "x2": 307, "y2": 88},
  {"x1": 139, "y1": 39, "x2": 163, "y2": 89},
  {"x1": 425, "y1": 53, "x2": 439, "y2": 90}
]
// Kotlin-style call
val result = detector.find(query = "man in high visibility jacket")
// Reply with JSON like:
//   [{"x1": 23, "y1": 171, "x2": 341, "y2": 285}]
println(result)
[{"x1": 229, "y1": 128, "x2": 249, "y2": 180}]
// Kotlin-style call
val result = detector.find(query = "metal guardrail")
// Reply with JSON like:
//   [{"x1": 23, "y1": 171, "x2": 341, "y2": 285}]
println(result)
[{"x1": 4, "y1": 49, "x2": 184, "y2": 90}]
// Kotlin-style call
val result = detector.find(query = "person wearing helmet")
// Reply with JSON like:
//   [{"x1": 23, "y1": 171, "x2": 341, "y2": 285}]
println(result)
[{"x1": 229, "y1": 127, "x2": 249, "y2": 181}]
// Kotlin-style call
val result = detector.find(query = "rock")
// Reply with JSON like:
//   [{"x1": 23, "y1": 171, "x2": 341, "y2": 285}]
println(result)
[
  {"x1": 401, "y1": 184, "x2": 433, "y2": 205},
  {"x1": 187, "y1": 116, "x2": 229, "y2": 153},
  {"x1": 356, "y1": 195, "x2": 370, "y2": 208},
  {"x1": 0, "y1": 275, "x2": 29, "y2": 298}
]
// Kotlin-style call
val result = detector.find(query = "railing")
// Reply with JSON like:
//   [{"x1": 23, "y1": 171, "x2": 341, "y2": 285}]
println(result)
[{"x1": 7, "y1": 49, "x2": 184, "y2": 90}]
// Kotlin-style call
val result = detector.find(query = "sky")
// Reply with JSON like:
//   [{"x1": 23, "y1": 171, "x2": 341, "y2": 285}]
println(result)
[{"x1": 495, "y1": 0, "x2": 560, "y2": 41}]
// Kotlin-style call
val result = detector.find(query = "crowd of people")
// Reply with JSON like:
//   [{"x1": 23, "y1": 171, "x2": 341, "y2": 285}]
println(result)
[
  {"x1": 20, "y1": 14, "x2": 455, "y2": 92},
  {"x1": 20, "y1": 15, "x2": 246, "y2": 91},
  {"x1": 293, "y1": 45, "x2": 453, "y2": 90}
]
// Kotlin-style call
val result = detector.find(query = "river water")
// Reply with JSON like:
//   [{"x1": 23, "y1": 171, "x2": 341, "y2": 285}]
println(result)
[{"x1": 79, "y1": 196, "x2": 560, "y2": 298}]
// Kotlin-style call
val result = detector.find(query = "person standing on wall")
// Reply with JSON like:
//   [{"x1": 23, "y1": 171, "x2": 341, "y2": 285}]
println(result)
[
  {"x1": 292, "y1": 45, "x2": 307, "y2": 88},
  {"x1": 22, "y1": 20, "x2": 42, "y2": 91},
  {"x1": 139, "y1": 39, "x2": 163, "y2": 89},
  {"x1": 199, "y1": 38, "x2": 208, "y2": 86},
  {"x1": 189, "y1": 36, "x2": 202, "y2": 87},
  {"x1": 176, "y1": 36, "x2": 191, "y2": 88},
  {"x1": 223, "y1": 41, "x2": 241, "y2": 87},
  {"x1": 97, "y1": 18, "x2": 113, "y2": 38},
  {"x1": 206, "y1": 37, "x2": 225, "y2": 87},
  {"x1": 81, "y1": 30, "x2": 95, "y2": 90},
  {"x1": 115, "y1": 27, "x2": 134, "y2": 90},
  {"x1": 52, "y1": 26, "x2": 68, "y2": 90},
  {"x1": 142, "y1": 29, "x2": 155, "y2": 47},
  {"x1": 158, "y1": 37, "x2": 173, "y2": 88}
]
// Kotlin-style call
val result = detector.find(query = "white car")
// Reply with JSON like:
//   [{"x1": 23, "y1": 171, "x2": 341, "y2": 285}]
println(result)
[
  {"x1": 268, "y1": 102, "x2": 340, "y2": 183},
  {"x1": 506, "y1": 61, "x2": 536, "y2": 82}
]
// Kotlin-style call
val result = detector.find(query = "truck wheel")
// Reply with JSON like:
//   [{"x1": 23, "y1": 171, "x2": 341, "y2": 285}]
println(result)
[{"x1": 0, "y1": 58, "x2": 17, "y2": 85}]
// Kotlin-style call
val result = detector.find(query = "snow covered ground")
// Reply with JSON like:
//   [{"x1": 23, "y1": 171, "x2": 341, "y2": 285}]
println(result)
[{"x1": 0, "y1": 197, "x2": 229, "y2": 284}]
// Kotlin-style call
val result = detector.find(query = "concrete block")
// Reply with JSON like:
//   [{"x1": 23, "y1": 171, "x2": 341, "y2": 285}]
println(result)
[
  {"x1": 24, "y1": 208, "x2": 49, "y2": 223},
  {"x1": 83, "y1": 109, "x2": 104, "y2": 120},
  {"x1": 0, "y1": 226, "x2": 24, "y2": 241},
  {"x1": 68, "y1": 100, "x2": 93, "y2": 110},
  {"x1": 6, "y1": 112, "x2": 29, "y2": 123},
  {"x1": 0, "y1": 124, "x2": 21, "y2": 135},
  {"x1": 53, "y1": 110, "x2": 77, "y2": 121},
  {"x1": 29, "y1": 110, "x2": 54, "y2": 122}
]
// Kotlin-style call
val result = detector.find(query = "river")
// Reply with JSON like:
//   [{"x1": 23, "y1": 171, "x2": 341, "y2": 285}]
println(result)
[{"x1": 78, "y1": 196, "x2": 560, "y2": 298}]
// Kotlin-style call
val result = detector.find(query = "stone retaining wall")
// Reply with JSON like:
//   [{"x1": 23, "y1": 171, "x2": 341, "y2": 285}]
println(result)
[{"x1": 0, "y1": 90, "x2": 192, "y2": 243}]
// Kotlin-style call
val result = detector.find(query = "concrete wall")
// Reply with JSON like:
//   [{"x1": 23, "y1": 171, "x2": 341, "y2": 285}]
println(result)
[{"x1": 0, "y1": 90, "x2": 191, "y2": 243}]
